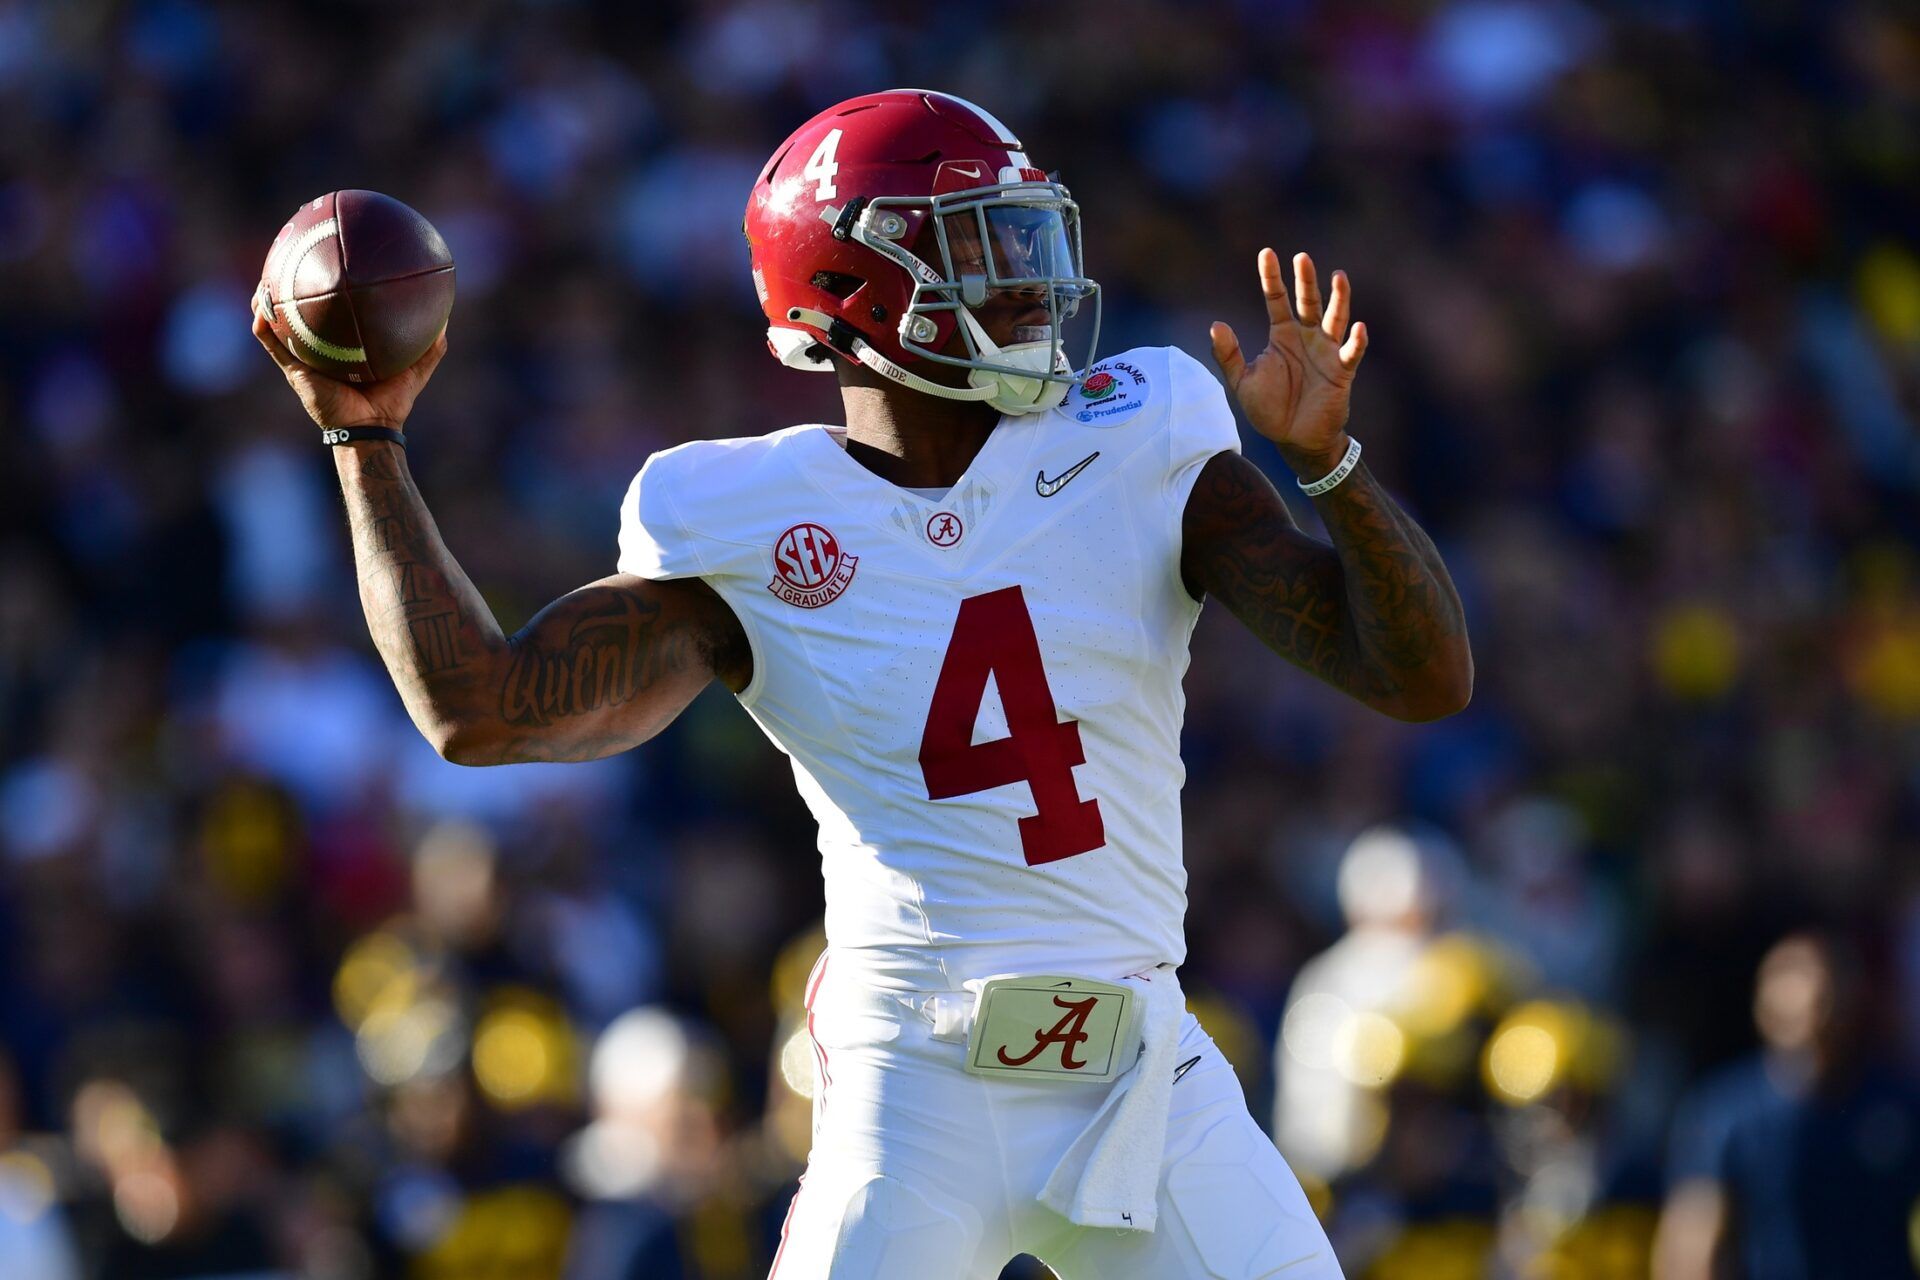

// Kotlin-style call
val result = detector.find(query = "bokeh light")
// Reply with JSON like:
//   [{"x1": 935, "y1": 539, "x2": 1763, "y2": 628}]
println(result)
[{"x1": 472, "y1": 991, "x2": 579, "y2": 1110}]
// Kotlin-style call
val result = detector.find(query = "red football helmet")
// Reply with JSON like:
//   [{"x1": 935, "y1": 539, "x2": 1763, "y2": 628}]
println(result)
[{"x1": 744, "y1": 89, "x2": 1100, "y2": 415}]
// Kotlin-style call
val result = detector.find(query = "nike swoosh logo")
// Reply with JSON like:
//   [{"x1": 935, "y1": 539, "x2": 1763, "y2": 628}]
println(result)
[
  {"x1": 951, "y1": 164, "x2": 983, "y2": 179},
  {"x1": 1036, "y1": 451, "x2": 1100, "y2": 497},
  {"x1": 1173, "y1": 1055, "x2": 1202, "y2": 1085}
]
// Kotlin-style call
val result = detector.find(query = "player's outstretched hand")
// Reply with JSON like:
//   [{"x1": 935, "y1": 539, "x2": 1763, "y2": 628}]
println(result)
[
  {"x1": 1209, "y1": 249, "x2": 1368, "y2": 478},
  {"x1": 251, "y1": 296, "x2": 448, "y2": 432}
]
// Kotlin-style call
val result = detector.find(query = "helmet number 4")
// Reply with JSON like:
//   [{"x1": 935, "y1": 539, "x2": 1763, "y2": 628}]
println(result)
[
  {"x1": 919, "y1": 587, "x2": 1106, "y2": 866},
  {"x1": 802, "y1": 128, "x2": 843, "y2": 202}
]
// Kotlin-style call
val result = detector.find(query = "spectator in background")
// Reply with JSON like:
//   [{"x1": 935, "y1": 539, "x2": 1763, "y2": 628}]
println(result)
[
  {"x1": 65, "y1": 1076, "x2": 277, "y2": 1280},
  {"x1": 1274, "y1": 826, "x2": 1466, "y2": 1179},
  {"x1": 1654, "y1": 931, "x2": 1920, "y2": 1280},
  {"x1": 563, "y1": 1006, "x2": 747, "y2": 1280}
]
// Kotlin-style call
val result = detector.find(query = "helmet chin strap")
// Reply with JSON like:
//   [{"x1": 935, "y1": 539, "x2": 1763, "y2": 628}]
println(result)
[
  {"x1": 782, "y1": 308, "x2": 997, "y2": 404},
  {"x1": 782, "y1": 307, "x2": 1071, "y2": 415},
  {"x1": 959, "y1": 311, "x2": 1072, "y2": 415}
]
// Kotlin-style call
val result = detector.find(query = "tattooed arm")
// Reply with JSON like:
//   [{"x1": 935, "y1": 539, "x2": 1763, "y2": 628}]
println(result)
[
  {"x1": 336, "y1": 441, "x2": 748, "y2": 764},
  {"x1": 1195, "y1": 248, "x2": 1470, "y2": 721},
  {"x1": 250, "y1": 306, "x2": 746, "y2": 765},
  {"x1": 1181, "y1": 450, "x2": 1470, "y2": 720}
]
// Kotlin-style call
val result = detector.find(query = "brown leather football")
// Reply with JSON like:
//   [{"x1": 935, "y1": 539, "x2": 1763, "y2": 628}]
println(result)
[{"x1": 257, "y1": 190, "x2": 455, "y2": 384}]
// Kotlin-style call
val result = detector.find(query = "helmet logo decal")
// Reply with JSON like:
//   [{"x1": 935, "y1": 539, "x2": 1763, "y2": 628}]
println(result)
[
  {"x1": 770, "y1": 522, "x2": 859, "y2": 608},
  {"x1": 925, "y1": 512, "x2": 965, "y2": 548},
  {"x1": 801, "y1": 129, "x2": 844, "y2": 201}
]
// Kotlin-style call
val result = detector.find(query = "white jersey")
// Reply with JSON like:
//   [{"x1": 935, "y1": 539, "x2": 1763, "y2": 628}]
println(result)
[{"x1": 618, "y1": 345, "x2": 1239, "y2": 992}]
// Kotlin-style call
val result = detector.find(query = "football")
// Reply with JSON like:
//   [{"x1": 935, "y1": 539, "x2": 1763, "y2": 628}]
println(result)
[{"x1": 257, "y1": 190, "x2": 455, "y2": 383}]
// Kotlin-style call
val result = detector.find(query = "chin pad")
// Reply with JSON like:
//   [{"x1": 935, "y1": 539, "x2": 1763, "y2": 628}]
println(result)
[{"x1": 969, "y1": 338, "x2": 1071, "y2": 415}]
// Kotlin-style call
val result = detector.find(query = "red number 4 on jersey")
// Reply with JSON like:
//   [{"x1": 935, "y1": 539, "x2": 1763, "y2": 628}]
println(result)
[{"x1": 919, "y1": 587, "x2": 1106, "y2": 866}]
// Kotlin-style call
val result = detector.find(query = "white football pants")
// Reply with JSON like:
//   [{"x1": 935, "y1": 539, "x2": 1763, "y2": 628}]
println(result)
[{"x1": 769, "y1": 955, "x2": 1345, "y2": 1280}]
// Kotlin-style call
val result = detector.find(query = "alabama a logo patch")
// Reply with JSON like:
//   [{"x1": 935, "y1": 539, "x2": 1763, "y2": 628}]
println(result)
[
  {"x1": 770, "y1": 522, "x2": 858, "y2": 607},
  {"x1": 925, "y1": 511, "x2": 964, "y2": 547},
  {"x1": 1066, "y1": 359, "x2": 1149, "y2": 424}
]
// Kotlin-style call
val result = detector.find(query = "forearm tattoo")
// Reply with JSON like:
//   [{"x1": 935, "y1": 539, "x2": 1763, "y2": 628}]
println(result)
[
  {"x1": 1185, "y1": 452, "x2": 1470, "y2": 713},
  {"x1": 334, "y1": 445, "x2": 711, "y2": 761},
  {"x1": 500, "y1": 591, "x2": 690, "y2": 729},
  {"x1": 338, "y1": 445, "x2": 493, "y2": 720}
]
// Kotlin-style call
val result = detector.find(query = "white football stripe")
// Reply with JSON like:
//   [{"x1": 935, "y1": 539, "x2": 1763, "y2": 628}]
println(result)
[{"x1": 275, "y1": 216, "x2": 367, "y2": 365}]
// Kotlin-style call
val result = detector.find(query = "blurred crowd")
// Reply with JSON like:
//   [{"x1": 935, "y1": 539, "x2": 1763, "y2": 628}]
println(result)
[{"x1": 3, "y1": 0, "x2": 1920, "y2": 1277}]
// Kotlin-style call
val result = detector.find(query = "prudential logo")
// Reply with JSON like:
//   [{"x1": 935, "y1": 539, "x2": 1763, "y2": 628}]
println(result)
[{"x1": 1066, "y1": 360, "x2": 1149, "y2": 425}]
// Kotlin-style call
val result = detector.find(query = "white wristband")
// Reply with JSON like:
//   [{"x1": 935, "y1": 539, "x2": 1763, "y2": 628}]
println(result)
[{"x1": 1297, "y1": 437, "x2": 1362, "y2": 496}]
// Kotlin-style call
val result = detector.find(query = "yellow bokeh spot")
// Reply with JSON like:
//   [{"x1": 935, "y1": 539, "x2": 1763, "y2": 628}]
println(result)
[
  {"x1": 1487, "y1": 1023, "x2": 1562, "y2": 1104},
  {"x1": 1859, "y1": 242, "x2": 1920, "y2": 345},
  {"x1": 200, "y1": 781, "x2": 295, "y2": 906},
  {"x1": 778, "y1": 1026, "x2": 818, "y2": 1100},
  {"x1": 1186, "y1": 992, "x2": 1262, "y2": 1084},
  {"x1": 1850, "y1": 619, "x2": 1920, "y2": 719},
  {"x1": 1534, "y1": 1204, "x2": 1659, "y2": 1279},
  {"x1": 1483, "y1": 1000, "x2": 1624, "y2": 1105},
  {"x1": 332, "y1": 931, "x2": 422, "y2": 1031},
  {"x1": 1909, "y1": 1195, "x2": 1920, "y2": 1271},
  {"x1": 771, "y1": 926, "x2": 828, "y2": 1014},
  {"x1": 414, "y1": 1185, "x2": 571, "y2": 1280},
  {"x1": 474, "y1": 1012, "x2": 550, "y2": 1104},
  {"x1": 471, "y1": 990, "x2": 576, "y2": 1110},
  {"x1": 1402, "y1": 935, "x2": 1496, "y2": 1037},
  {"x1": 1651, "y1": 603, "x2": 1741, "y2": 701},
  {"x1": 1365, "y1": 1217, "x2": 1496, "y2": 1280},
  {"x1": 1334, "y1": 1011, "x2": 1407, "y2": 1088}
]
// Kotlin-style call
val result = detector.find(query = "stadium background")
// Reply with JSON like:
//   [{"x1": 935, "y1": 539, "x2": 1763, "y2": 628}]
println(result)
[{"x1": 3, "y1": 0, "x2": 1919, "y2": 1276}]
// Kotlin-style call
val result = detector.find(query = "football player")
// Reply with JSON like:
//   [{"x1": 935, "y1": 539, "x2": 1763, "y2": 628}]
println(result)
[{"x1": 254, "y1": 89, "x2": 1470, "y2": 1279}]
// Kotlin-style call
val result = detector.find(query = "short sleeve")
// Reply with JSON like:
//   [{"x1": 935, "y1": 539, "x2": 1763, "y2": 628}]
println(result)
[
  {"x1": 1164, "y1": 345, "x2": 1243, "y2": 520},
  {"x1": 1665, "y1": 1065, "x2": 1752, "y2": 1186},
  {"x1": 616, "y1": 450, "x2": 707, "y2": 581}
]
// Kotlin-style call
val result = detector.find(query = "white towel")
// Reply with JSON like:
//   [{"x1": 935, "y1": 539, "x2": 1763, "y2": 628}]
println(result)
[{"x1": 1037, "y1": 966, "x2": 1184, "y2": 1232}]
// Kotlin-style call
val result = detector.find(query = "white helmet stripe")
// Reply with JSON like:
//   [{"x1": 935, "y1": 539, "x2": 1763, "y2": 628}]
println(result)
[{"x1": 905, "y1": 89, "x2": 1022, "y2": 145}]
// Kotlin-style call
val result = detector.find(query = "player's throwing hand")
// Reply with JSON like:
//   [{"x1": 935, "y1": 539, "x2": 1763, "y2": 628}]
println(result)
[
  {"x1": 1209, "y1": 250, "x2": 1368, "y2": 477},
  {"x1": 251, "y1": 298, "x2": 448, "y2": 433}
]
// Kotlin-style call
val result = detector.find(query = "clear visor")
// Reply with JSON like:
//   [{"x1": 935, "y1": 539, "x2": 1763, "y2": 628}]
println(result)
[{"x1": 939, "y1": 202, "x2": 1093, "y2": 307}]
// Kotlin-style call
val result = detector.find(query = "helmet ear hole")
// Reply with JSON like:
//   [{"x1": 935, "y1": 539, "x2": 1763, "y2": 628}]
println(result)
[{"x1": 810, "y1": 271, "x2": 865, "y2": 299}]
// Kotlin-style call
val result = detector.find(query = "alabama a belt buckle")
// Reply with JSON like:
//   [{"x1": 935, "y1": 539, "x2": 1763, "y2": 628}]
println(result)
[{"x1": 963, "y1": 974, "x2": 1136, "y2": 1083}]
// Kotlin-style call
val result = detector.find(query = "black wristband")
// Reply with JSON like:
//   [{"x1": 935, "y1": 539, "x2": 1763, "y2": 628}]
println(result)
[{"x1": 321, "y1": 425, "x2": 405, "y2": 448}]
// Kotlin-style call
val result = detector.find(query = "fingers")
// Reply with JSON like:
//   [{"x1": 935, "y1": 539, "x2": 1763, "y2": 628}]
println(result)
[
  {"x1": 250, "y1": 297, "x2": 302, "y2": 373},
  {"x1": 1257, "y1": 248, "x2": 1292, "y2": 332},
  {"x1": 409, "y1": 328, "x2": 450, "y2": 383},
  {"x1": 1209, "y1": 321, "x2": 1247, "y2": 391},
  {"x1": 1285, "y1": 253, "x2": 1362, "y2": 359},
  {"x1": 1323, "y1": 269, "x2": 1350, "y2": 341},
  {"x1": 1292, "y1": 252, "x2": 1322, "y2": 329},
  {"x1": 1339, "y1": 320, "x2": 1368, "y2": 372}
]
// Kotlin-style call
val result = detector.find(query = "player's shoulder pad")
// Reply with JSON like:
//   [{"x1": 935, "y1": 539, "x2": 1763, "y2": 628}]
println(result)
[{"x1": 617, "y1": 425, "x2": 815, "y2": 580}]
